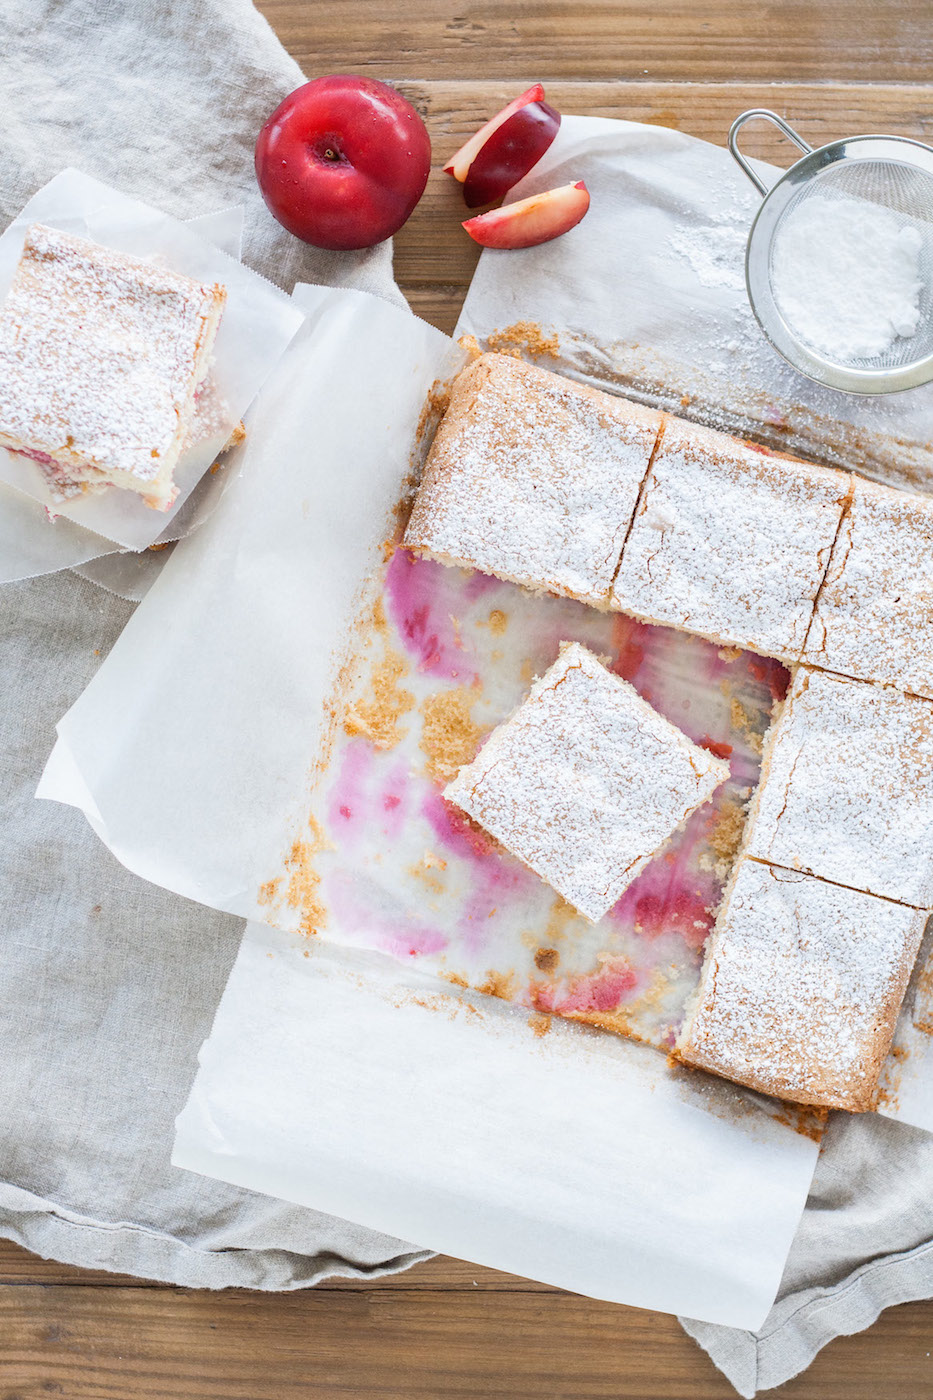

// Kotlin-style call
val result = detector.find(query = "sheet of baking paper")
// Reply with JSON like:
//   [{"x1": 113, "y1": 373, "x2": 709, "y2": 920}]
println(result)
[
  {"x1": 39, "y1": 284, "x2": 470, "y2": 916},
  {"x1": 38, "y1": 283, "x2": 821, "y2": 1321},
  {"x1": 0, "y1": 204, "x2": 248, "y2": 588},
  {"x1": 456, "y1": 116, "x2": 933, "y2": 494},
  {"x1": 173, "y1": 922, "x2": 818, "y2": 1329},
  {"x1": 0, "y1": 167, "x2": 303, "y2": 564}
]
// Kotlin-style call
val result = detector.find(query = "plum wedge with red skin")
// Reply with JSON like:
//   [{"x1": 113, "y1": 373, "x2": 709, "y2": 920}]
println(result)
[
  {"x1": 444, "y1": 84, "x2": 546, "y2": 183},
  {"x1": 462, "y1": 99, "x2": 561, "y2": 208},
  {"x1": 445, "y1": 83, "x2": 562, "y2": 207},
  {"x1": 463, "y1": 181, "x2": 590, "y2": 249}
]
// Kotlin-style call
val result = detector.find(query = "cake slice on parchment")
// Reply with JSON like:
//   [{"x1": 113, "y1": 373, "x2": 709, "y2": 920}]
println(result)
[
  {"x1": 742, "y1": 667, "x2": 933, "y2": 908},
  {"x1": 404, "y1": 352, "x2": 663, "y2": 608},
  {"x1": 0, "y1": 223, "x2": 227, "y2": 510},
  {"x1": 444, "y1": 642, "x2": 729, "y2": 924},
  {"x1": 610, "y1": 415, "x2": 851, "y2": 662},
  {"x1": 803, "y1": 476, "x2": 933, "y2": 699},
  {"x1": 676, "y1": 858, "x2": 926, "y2": 1112}
]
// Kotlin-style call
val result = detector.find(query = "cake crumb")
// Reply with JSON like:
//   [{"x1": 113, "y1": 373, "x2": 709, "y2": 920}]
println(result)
[
  {"x1": 708, "y1": 796, "x2": 748, "y2": 867},
  {"x1": 282, "y1": 819, "x2": 328, "y2": 937},
  {"x1": 486, "y1": 321, "x2": 560, "y2": 360},
  {"x1": 533, "y1": 946, "x2": 560, "y2": 975},
  {"x1": 478, "y1": 969, "x2": 515, "y2": 1000},
  {"x1": 730, "y1": 696, "x2": 763, "y2": 754},
  {"x1": 528, "y1": 1012, "x2": 552, "y2": 1038},
  {"x1": 343, "y1": 645, "x2": 414, "y2": 750},
  {"x1": 420, "y1": 688, "x2": 484, "y2": 784}
]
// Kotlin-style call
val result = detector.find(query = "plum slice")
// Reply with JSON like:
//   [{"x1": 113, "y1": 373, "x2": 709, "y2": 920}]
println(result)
[
  {"x1": 462, "y1": 181, "x2": 590, "y2": 250},
  {"x1": 444, "y1": 84, "x2": 561, "y2": 207}
]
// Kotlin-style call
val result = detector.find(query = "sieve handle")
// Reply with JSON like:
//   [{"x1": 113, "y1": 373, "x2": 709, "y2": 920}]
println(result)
[{"x1": 728, "y1": 109, "x2": 813, "y2": 198}]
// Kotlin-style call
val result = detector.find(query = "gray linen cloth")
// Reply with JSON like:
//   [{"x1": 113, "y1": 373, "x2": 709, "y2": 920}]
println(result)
[
  {"x1": 0, "y1": 0, "x2": 426, "y2": 1288},
  {"x1": 2, "y1": 1, "x2": 933, "y2": 1392}
]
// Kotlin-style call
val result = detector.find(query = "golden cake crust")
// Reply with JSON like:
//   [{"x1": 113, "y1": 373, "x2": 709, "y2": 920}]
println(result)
[
  {"x1": 405, "y1": 353, "x2": 662, "y2": 607},
  {"x1": 676, "y1": 859, "x2": 926, "y2": 1111}
]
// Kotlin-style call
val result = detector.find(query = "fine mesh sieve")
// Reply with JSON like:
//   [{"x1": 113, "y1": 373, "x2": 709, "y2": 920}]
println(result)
[{"x1": 729, "y1": 109, "x2": 933, "y2": 394}]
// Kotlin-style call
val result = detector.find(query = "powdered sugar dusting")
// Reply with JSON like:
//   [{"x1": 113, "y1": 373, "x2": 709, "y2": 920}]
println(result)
[
  {"x1": 611, "y1": 415, "x2": 850, "y2": 660},
  {"x1": 678, "y1": 859, "x2": 926, "y2": 1110},
  {"x1": 745, "y1": 669, "x2": 933, "y2": 908},
  {"x1": 668, "y1": 220, "x2": 748, "y2": 293},
  {"x1": 804, "y1": 476, "x2": 933, "y2": 699},
  {"x1": 444, "y1": 642, "x2": 729, "y2": 924},
  {"x1": 404, "y1": 353, "x2": 662, "y2": 607},
  {"x1": 771, "y1": 194, "x2": 925, "y2": 361},
  {"x1": 0, "y1": 224, "x2": 225, "y2": 505}
]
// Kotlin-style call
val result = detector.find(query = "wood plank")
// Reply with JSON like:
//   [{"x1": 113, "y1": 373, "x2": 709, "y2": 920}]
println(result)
[
  {"x1": 1, "y1": 1284, "x2": 933, "y2": 1399},
  {"x1": 257, "y1": 0, "x2": 933, "y2": 84},
  {"x1": 386, "y1": 80, "x2": 933, "y2": 330},
  {"x1": 0, "y1": 1238, "x2": 545, "y2": 1291}
]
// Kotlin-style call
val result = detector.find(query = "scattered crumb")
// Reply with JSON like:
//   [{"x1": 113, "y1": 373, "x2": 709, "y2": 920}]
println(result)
[
  {"x1": 488, "y1": 608, "x2": 507, "y2": 636},
  {"x1": 415, "y1": 377, "x2": 454, "y2": 449},
  {"x1": 420, "y1": 687, "x2": 484, "y2": 784},
  {"x1": 533, "y1": 946, "x2": 560, "y2": 975},
  {"x1": 423, "y1": 850, "x2": 447, "y2": 871},
  {"x1": 486, "y1": 321, "x2": 560, "y2": 360},
  {"x1": 478, "y1": 969, "x2": 515, "y2": 1000},
  {"x1": 407, "y1": 860, "x2": 445, "y2": 896},
  {"x1": 718, "y1": 646, "x2": 742, "y2": 662},
  {"x1": 442, "y1": 971, "x2": 469, "y2": 989},
  {"x1": 528, "y1": 1012, "x2": 552, "y2": 1038},
  {"x1": 730, "y1": 696, "x2": 764, "y2": 755},
  {"x1": 772, "y1": 1103, "x2": 829, "y2": 1142},
  {"x1": 544, "y1": 895, "x2": 583, "y2": 944},
  {"x1": 707, "y1": 796, "x2": 748, "y2": 872},
  {"x1": 147, "y1": 541, "x2": 170, "y2": 552},
  {"x1": 281, "y1": 818, "x2": 328, "y2": 936},
  {"x1": 458, "y1": 333, "x2": 482, "y2": 361},
  {"x1": 343, "y1": 645, "x2": 414, "y2": 750},
  {"x1": 257, "y1": 877, "x2": 281, "y2": 906}
]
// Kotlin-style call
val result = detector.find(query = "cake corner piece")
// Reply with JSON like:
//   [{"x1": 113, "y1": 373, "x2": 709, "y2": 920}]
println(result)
[
  {"x1": 404, "y1": 353, "x2": 663, "y2": 608},
  {"x1": 676, "y1": 858, "x2": 926, "y2": 1112},
  {"x1": 0, "y1": 222, "x2": 228, "y2": 511}
]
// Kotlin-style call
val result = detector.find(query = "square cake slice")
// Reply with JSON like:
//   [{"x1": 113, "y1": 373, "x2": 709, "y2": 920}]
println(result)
[
  {"x1": 610, "y1": 416, "x2": 850, "y2": 660},
  {"x1": 404, "y1": 353, "x2": 662, "y2": 607},
  {"x1": 744, "y1": 668, "x2": 933, "y2": 907},
  {"x1": 0, "y1": 223, "x2": 227, "y2": 510},
  {"x1": 444, "y1": 642, "x2": 729, "y2": 923},
  {"x1": 676, "y1": 859, "x2": 926, "y2": 1111},
  {"x1": 803, "y1": 477, "x2": 933, "y2": 698}
]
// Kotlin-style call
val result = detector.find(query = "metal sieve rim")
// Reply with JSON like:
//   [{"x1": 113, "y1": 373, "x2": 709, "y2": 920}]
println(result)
[{"x1": 731, "y1": 115, "x2": 933, "y2": 395}]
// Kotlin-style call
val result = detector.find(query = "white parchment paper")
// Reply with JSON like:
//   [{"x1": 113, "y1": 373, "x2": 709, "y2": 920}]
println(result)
[
  {"x1": 0, "y1": 168, "x2": 303, "y2": 571},
  {"x1": 38, "y1": 281, "x2": 822, "y2": 1326},
  {"x1": 174, "y1": 923, "x2": 816, "y2": 1329}
]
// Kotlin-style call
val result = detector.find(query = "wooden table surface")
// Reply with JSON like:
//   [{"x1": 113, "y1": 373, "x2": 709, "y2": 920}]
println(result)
[{"x1": 6, "y1": 3, "x2": 933, "y2": 1397}]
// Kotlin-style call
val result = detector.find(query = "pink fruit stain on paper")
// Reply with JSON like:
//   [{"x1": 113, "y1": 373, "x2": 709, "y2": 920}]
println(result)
[
  {"x1": 383, "y1": 548, "x2": 478, "y2": 682},
  {"x1": 328, "y1": 740, "x2": 412, "y2": 847},
  {"x1": 531, "y1": 956, "x2": 639, "y2": 1016},
  {"x1": 324, "y1": 867, "x2": 448, "y2": 960}
]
